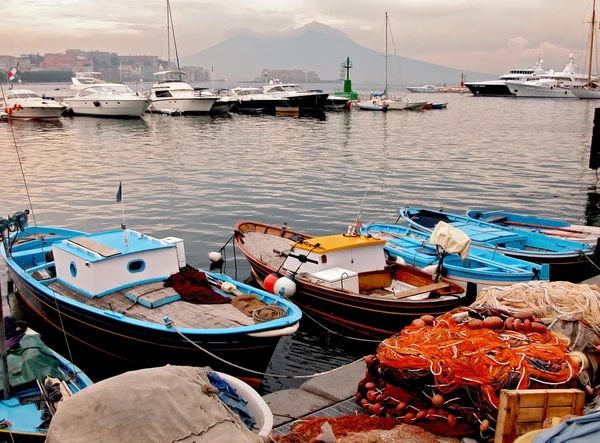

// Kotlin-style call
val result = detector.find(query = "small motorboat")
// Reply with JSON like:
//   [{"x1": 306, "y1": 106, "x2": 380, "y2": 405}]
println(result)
[
  {"x1": 356, "y1": 99, "x2": 388, "y2": 111},
  {"x1": 406, "y1": 85, "x2": 438, "y2": 93},
  {"x1": 400, "y1": 207, "x2": 599, "y2": 282},
  {"x1": 466, "y1": 209, "x2": 600, "y2": 245},
  {"x1": 1, "y1": 211, "x2": 302, "y2": 388},
  {"x1": 0, "y1": 323, "x2": 92, "y2": 440},
  {"x1": 2, "y1": 89, "x2": 67, "y2": 120},
  {"x1": 361, "y1": 223, "x2": 550, "y2": 291},
  {"x1": 275, "y1": 106, "x2": 299, "y2": 116},
  {"x1": 234, "y1": 221, "x2": 473, "y2": 337},
  {"x1": 431, "y1": 102, "x2": 448, "y2": 109},
  {"x1": 422, "y1": 103, "x2": 433, "y2": 110}
]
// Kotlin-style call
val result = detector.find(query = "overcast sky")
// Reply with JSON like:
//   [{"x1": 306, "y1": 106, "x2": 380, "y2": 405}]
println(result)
[{"x1": 1, "y1": 0, "x2": 597, "y2": 74}]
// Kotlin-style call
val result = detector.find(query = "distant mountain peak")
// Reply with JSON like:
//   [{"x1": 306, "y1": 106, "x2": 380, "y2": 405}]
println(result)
[{"x1": 222, "y1": 21, "x2": 349, "y2": 41}]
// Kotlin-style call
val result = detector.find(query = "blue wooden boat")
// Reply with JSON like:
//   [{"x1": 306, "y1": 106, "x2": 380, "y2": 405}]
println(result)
[
  {"x1": 430, "y1": 102, "x2": 448, "y2": 109},
  {"x1": 1, "y1": 213, "x2": 302, "y2": 389},
  {"x1": 360, "y1": 223, "x2": 550, "y2": 290},
  {"x1": 400, "y1": 208, "x2": 600, "y2": 282},
  {"x1": 0, "y1": 328, "x2": 92, "y2": 441},
  {"x1": 466, "y1": 209, "x2": 600, "y2": 246}
]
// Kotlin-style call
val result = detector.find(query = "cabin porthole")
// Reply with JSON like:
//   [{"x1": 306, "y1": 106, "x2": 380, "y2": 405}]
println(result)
[
  {"x1": 70, "y1": 262, "x2": 77, "y2": 278},
  {"x1": 127, "y1": 259, "x2": 146, "y2": 274}
]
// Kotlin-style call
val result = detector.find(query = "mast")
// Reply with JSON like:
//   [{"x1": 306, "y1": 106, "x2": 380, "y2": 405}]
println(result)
[
  {"x1": 385, "y1": 11, "x2": 388, "y2": 95},
  {"x1": 166, "y1": 0, "x2": 171, "y2": 68},
  {"x1": 588, "y1": 0, "x2": 596, "y2": 86},
  {"x1": 167, "y1": 0, "x2": 181, "y2": 71}
]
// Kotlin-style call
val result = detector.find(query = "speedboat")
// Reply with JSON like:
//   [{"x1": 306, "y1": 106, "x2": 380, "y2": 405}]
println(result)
[
  {"x1": 430, "y1": 102, "x2": 448, "y2": 109},
  {"x1": 466, "y1": 209, "x2": 600, "y2": 246},
  {"x1": 2, "y1": 89, "x2": 66, "y2": 120},
  {"x1": 63, "y1": 84, "x2": 149, "y2": 117},
  {"x1": 465, "y1": 57, "x2": 546, "y2": 96},
  {"x1": 505, "y1": 54, "x2": 590, "y2": 98},
  {"x1": 146, "y1": 71, "x2": 218, "y2": 115},
  {"x1": 360, "y1": 223, "x2": 550, "y2": 292},
  {"x1": 0, "y1": 323, "x2": 92, "y2": 440},
  {"x1": 234, "y1": 221, "x2": 472, "y2": 337},
  {"x1": 1, "y1": 210, "x2": 301, "y2": 388},
  {"x1": 262, "y1": 83, "x2": 328, "y2": 111},
  {"x1": 400, "y1": 207, "x2": 599, "y2": 282},
  {"x1": 194, "y1": 87, "x2": 236, "y2": 113},
  {"x1": 229, "y1": 87, "x2": 285, "y2": 114},
  {"x1": 406, "y1": 85, "x2": 438, "y2": 93}
]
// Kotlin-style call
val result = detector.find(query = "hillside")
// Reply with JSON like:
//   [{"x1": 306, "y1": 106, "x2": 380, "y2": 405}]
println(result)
[{"x1": 182, "y1": 23, "x2": 492, "y2": 86}]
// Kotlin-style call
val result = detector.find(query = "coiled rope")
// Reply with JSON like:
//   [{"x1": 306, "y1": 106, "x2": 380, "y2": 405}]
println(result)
[{"x1": 252, "y1": 306, "x2": 287, "y2": 323}]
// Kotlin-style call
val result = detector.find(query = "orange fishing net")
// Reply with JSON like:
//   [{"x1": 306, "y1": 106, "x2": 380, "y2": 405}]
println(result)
[{"x1": 376, "y1": 307, "x2": 578, "y2": 410}]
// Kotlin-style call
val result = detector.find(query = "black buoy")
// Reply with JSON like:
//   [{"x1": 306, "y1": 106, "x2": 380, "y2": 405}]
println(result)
[{"x1": 589, "y1": 107, "x2": 600, "y2": 169}]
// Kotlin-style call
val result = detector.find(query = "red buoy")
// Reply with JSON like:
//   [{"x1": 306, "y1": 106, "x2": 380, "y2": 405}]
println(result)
[{"x1": 264, "y1": 273, "x2": 279, "y2": 293}]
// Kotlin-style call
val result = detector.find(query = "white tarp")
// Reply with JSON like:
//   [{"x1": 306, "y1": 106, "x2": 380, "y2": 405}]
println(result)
[
  {"x1": 46, "y1": 366, "x2": 263, "y2": 443},
  {"x1": 429, "y1": 221, "x2": 471, "y2": 260}
]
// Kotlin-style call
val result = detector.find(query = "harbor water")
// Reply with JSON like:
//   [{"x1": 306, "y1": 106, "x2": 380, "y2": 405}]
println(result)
[{"x1": 1, "y1": 90, "x2": 600, "y2": 393}]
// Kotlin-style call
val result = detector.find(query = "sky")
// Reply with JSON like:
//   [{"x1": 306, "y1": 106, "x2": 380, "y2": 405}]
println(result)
[{"x1": 0, "y1": 0, "x2": 597, "y2": 74}]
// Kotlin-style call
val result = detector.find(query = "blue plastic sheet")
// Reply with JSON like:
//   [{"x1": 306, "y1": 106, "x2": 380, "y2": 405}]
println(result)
[{"x1": 532, "y1": 410, "x2": 600, "y2": 443}]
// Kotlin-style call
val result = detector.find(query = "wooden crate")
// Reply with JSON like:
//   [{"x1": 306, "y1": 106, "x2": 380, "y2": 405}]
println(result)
[{"x1": 494, "y1": 389, "x2": 585, "y2": 443}]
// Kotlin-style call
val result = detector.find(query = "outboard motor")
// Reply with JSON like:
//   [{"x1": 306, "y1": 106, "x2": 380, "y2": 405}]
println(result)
[{"x1": 7, "y1": 209, "x2": 30, "y2": 232}]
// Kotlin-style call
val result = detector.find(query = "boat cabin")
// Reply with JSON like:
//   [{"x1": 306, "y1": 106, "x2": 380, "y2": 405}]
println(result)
[
  {"x1": 282, "y1": 231, "x2": 387, "y2": 293},
  {"x1": 4, "y1": 90, "x2": 42, "y2": 100},
  {"x1": 51, "y1": 229, "x2": 185, "y2": 298}
]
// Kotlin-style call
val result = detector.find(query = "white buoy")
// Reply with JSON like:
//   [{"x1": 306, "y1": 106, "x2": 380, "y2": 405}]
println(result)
[
  {"x1": 220, "y1": 282, "x2": 237, "y2": 294},
  {"x1": 208, "y1": 251, "x2": 223, "y2": 263},
  {"x1": 395, "y1": 256, "x2": 406, "y2": 265},
  {"x1": 274, "y1": 276, "x2": 297, "y2": 297},
  {"x1": 423, "y1": 265, "x2": 438, "y2": 275}
]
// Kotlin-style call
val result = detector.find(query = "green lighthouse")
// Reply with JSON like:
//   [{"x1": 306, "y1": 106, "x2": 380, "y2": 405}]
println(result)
[{"x1": 334, "y1": 57, "x2": 359, "y2": 101}]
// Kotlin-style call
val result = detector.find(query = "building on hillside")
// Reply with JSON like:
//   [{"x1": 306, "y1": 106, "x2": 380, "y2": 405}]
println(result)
[
  {"x1": 0, "y1": 55, "x2": 17, "y2": 71},
  {"x1": 118, "y1": 55, "x2": 159, "y2": 66},
  {"x1": 182, "y1": 66, "x2": 210, "y2": 82},
  {"x1": 255, "y1": 69, "x2": 320, "y2": 83},
  {"x1": 40, "y1": 52, "x2": 92, "y2": 70}
]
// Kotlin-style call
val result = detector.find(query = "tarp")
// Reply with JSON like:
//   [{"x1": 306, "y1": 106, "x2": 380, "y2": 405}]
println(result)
[
  {"x1": 46, "y1": 366, "x2": 263, "y2": 443},
  {"x1": 0, "y1": 333, "x2": 67, "y2": 393},
  {"x1": 429, "y1": 221, "x2": 471, "y2": 260},
  {"x1": 532, "y1": 410, "x2": 600, "y2": 443}
]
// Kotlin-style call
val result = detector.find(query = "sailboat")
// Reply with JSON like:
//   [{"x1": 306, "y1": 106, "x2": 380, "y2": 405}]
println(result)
[
  {"x1": 572, "y1": 0, "x2": 600, "y2": 99},
  {"x1": 357, "y1": 12, "x2": 427, "y2": 112}
]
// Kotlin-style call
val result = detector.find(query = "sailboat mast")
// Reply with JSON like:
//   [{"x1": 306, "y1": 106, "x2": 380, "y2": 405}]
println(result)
[
  {"x1": 167, "y1": 0, "x2": 182, "y2": 71},
  {"x1": 588, "y1": 0, "x2": 596, "y2": 86},
  {"x1": 166, "y1": 0, "x2": 171, "y2": 68},
  {"x1": 385, "y1": 11, "x2": 388, "y2": 94}
]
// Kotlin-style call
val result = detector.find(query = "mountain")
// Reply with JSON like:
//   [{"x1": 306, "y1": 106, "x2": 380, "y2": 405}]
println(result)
[{"x1": 182, "y1": 22, "x2": 492, "y2": 86}]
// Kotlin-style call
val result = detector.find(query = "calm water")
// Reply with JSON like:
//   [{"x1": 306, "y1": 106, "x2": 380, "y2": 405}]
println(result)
[{"x1": 2, "y1": 92, "x2": 600, "y2": 392}]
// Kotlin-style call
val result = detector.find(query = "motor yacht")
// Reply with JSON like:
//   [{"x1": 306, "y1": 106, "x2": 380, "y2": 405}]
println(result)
[
  {"x1": 229, "y1": 87, "x2": 286, "y2": 114},
  {"x1": 63, "y1": 84, "x2": 149, "y2": 117},
  {"x1": 465, "y1": 58, "x2": 546, "y2": 96},
  {"x1": 406, "y1": 85, "x2": 438, "y2": 93},
  {"x1": 70, "y1": 72, "x2": 107, "y2": 90},
  {"x1": 193, "y1": 87, "x2": 236, "y2": 113},
  {"x1": 505, "y1": 54, "x2": 591, "y2": 98},
  {"x1": 261, "y1": 82, "x2": 328, "y2": 111},
  {"x1": 2, "y1": 89, "x2": 66, "y2": 120},
  {"x1": 146, "y1": 71, "x2": 218, "y2": 115}
]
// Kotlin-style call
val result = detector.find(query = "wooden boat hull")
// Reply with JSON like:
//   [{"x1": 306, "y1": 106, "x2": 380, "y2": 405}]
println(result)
[
  {"x1": 6, "y1": 267, "x2": 283, "y2": 389},
  {"x1": 234, "y1": 221, "x2": 475, "y2": 338}
]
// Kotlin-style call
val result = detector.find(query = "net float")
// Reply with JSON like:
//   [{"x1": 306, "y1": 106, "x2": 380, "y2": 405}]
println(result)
[
  {"x1": 514, "y1": 310, "x2": 534, "y2": 320},
  {"x1": 505, "y1": 317, "x2": 515, "y2": 329},
  {"x1": 514, "y1": 318, "x2": 523, "y2": 331},
  {"x1": 365, "y1": 382, "x2": 376, "y2": 390},
  {"x1": 480, "y1": 419, "x2": 490, "y2": 432},
  {"x1": 523, "y1": 319, "x2": 531, "y2": 332},
  {"x1": 467, "y1": 319, "x2": 482, "y2": 329},
  {"x1": 447, "y1": 414, "x2": 457, "y2": 427},
  {"x1": 416, "y1": 410, "x2": 427, "y2": 420},
  {"x1": 431, "y1": 394, "x2": 445, "y2": 407},
  {"x1": 404, "y1": 412, "x2": 415, "y2": 423},
  {"x1": 412, "y1": 319, "x2": 426, "y2": 328},
  {"x1": 420, "y1": 315, "x2": 435, "y2": 325},
  {"x1": 530, "y1": 322, "x2": 547, "y2": 333},
  {"x1": 482, "y1": 316, "x2": 503, "y2": 329}
]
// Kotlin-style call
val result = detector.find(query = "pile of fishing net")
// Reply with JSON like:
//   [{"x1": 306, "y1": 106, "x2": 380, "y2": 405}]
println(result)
[
  {"x1": 354, "y1": 307, "x2": 582, "y2": 440},
  {"x1": 274, "y1": 416, "x2": 458, "y2": 443},
  {"x1": 473, "y1": 281, "x2": 600, "y2": 352}
]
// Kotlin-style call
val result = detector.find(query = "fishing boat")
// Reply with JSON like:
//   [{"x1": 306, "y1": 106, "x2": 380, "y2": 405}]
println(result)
[
  {"x1": 1, "y1": 212, "x2": 301, "y2": 388},
  {"x1": 431, "y1": 102, "x2": 448, "y2": 109},
  {"x1": 400, "y1": 208, "x2": 600, "y2": 282},
  {"x1": 360, "y1": 223, "x2": 550, "y2": 291},
  {"x1": 0, "y1": 325, "x2": 92, "y2": 441},
  {"x1": 234, "y1": 221, "x2": 473, "y2": 338},
  {"x1": 465, "y1": 209, "x2": 600, "y2": 245}
]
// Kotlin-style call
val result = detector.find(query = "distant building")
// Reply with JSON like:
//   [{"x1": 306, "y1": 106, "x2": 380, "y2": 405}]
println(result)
[
  {"x1": 256, "y1": 69, "x2": 320, "y2": 83},
  {"x1": 118, "y1": 55, "x2": 159, "y2": 66},
  {"x1": 40, "y1": 52, "x2": 91, "y2": 70},
  {"x1": 182, "y1": 66, "x2": 209, "y2": 82},
  {"x1": 0, "y1": 55, "x2": 17, "y2": 71}
]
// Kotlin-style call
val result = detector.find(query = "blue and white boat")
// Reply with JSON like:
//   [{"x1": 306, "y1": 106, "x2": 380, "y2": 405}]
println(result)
[
  {"x1": 1, "y1": 211, "x2": 302, "y2": 389},
  {"x1": 0, "y1": 327, "x2": 92, "y2": 441},
  {"x1": 400, "y1": 208, "x2": 600, "y2": 282},
  {"x1": 360, "y1": 223, "x2": 550, "y2": 290},
  {"x1": 466, "y1": 209, "x2": 600, "y2": 246}
]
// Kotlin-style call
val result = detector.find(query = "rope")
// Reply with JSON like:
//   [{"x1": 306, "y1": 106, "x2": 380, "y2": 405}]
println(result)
[
  {"x1": 0, "y1": 82, "x2": 37, "y2": 228},
  {"x1": 583, "y1": 251, "x2": 600, "y2": 272},
  {"x1": 252, "y1": 306, "x2": 287, "y2": 323},
  {"x1": 49, "y1": 287, "x2": 79, "y2": 379},
  {"x1": 164, "y1": 317, "x2": 363, "y2": 379},
  {"x1": 297, "y1": 304, "x2": 382, "y2": 343}
]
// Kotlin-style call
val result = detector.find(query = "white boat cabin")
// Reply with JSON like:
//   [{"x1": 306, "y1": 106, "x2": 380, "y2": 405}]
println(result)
[
  {"x1": 52, "y1": 229, "x2": 185, "y2": 298},
  {"x1": 282, "y1": 230, "x2": 387, "y2": 293}
]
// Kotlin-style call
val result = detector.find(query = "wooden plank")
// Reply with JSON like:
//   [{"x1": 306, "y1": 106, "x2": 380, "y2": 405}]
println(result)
[
  {"x1": 495, "y1": 390, "x2": 520, "y2": 443},
  {"x1": 389, "y1": 282, "x2": 450, "y2": 300},
  {"x1": 516, "y1": 407, "x2": 545, "y2": 423},
  {"x1": 546, "y1": 406, "x2": 579, "y2": 418},
  {"x1": 69, "y1": 237, "x2": 121, "y2": 257},
  {"x1": 518, "y1": 393, "x2": 550, "y2": 408}
]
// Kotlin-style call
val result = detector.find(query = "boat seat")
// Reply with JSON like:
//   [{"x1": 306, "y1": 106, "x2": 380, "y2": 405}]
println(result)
[{"x1": 125, "y1": 282, "x2": 181, "y2": 308}]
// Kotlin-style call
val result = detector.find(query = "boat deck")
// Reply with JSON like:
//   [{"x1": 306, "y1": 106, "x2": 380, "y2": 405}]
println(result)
[
  {"x1": 47, "y1": 280, "x2": 254, "y2": 330},
  {"x1": 241, "y1": 231, "x2": 289, "y2": 269}
]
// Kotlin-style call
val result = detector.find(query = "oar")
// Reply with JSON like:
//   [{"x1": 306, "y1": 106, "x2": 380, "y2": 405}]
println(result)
[{"x1": 500, "y1": 220, "x2": 589, "y2": 235}]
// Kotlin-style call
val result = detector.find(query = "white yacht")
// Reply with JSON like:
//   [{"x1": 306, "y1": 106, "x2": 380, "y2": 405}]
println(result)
[
  {"x1": 63, "y1": 84, "x2": 149, "y2": 117},
  {"x1": 506, "y1": 54, "x2": 591, "y2": 98},
  {"x1": 70, "y1": 72, "x2": 107, "y2": 90},
  {"x1": 146, "y1": 71, "x2": 218, "y2": 114},
  {"x1": 465, "y1": 58, "x2": 546, "y2": 96},
  {"x1": 406, "y1": 85, "x2": 438, "y2": 93},
  {"x1": 229, "y1": 87, "x2": 283, "y2": 114},
  {"x1": 262, "y1": 82, "x2": 328, "y2": 110},
  {"x1": 2, "y1": 89, "x2": 66, "y2": 120},
  {"x1": 193, "y1": 87, "x2": 236, "y2": 113}
]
